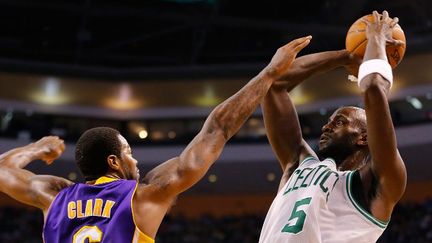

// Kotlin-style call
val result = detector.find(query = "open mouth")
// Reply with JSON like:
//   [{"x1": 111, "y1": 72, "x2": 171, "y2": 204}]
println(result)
[{"x1": 319, "y1": 134, "x2": 331, "y2": 143}]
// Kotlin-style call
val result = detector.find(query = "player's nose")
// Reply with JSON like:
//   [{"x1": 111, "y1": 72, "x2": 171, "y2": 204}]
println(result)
[{"x1": 321, "y1": 122, "x2": 332, "y2": 133}]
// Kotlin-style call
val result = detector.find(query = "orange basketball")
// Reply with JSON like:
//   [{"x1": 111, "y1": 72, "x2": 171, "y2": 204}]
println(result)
[{"x1": 346, "y1": 14, "x2": 406, "y2": 68}]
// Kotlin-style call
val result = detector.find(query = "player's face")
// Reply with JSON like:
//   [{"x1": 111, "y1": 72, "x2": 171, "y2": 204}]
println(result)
[
  {"x1": 117, "y1": 135, "x2": 140, "y2": 181},
  {"x1": 318, "y1": 107, "x2": 366, "y2": 162}
]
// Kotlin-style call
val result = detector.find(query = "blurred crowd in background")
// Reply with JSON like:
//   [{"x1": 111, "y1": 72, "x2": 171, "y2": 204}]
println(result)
[{"x1": 0, "y1": 200, "x2": 430, "y2": 243}]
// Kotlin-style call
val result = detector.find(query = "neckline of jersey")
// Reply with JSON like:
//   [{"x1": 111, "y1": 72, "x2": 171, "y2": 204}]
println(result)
[
  {"x1": 325, "y1": 157, "x2": 336, "y2": 165},
  {"x1": 300, "y1": 156, "x2": 336, "y2": 166},
  {"x1": 94, "y1": 176, "x2": 120, "y2": 185}
]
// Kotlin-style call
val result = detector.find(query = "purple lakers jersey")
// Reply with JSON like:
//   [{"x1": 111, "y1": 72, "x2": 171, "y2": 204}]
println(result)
[{"x1": 43, "y1": 177, "x2": 154, "y2": 243}]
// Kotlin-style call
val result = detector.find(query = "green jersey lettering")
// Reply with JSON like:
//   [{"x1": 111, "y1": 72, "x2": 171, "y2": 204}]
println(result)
[{"x1": 283, "y1": 164, "x2": 339, "y2": 198}]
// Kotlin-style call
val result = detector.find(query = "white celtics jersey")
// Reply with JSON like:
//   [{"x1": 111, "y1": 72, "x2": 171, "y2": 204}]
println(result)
[{"x1": 259, "y1": 156, "x2": 388, "y2": 243}]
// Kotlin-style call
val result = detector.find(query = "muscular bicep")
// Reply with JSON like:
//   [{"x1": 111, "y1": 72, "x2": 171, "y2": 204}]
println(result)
[
  {"x1": 143, "y1": 129, "x2": 226, "y2": 201},
  {"x1": 0, "y1": 168, "x2": 72, "y2": 210}
]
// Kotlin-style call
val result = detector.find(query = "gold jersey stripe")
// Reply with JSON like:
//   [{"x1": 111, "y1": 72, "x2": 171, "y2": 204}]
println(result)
[
  {"x1": 94, "y1": 176, "x2": 119, "y2": 185},
  {"x1": 132, "y1": 228, "x2": 155, "y2": 243}
]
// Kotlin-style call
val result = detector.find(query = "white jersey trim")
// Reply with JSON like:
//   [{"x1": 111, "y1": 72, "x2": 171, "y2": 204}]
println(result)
[
  {"x1": 346, "y1": 171, "x2": 389, "y2": 229},
  {"x1": 300, "y1": 156, "x2": 336, "y2": 167},
  {"x1": 299, "y1": 156, "x2": 316, "y2": 165}
]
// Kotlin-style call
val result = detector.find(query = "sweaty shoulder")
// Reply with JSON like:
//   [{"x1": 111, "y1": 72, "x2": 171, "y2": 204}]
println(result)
[
  {"x1": 279, "y1": 146, "x2": 318, "y2": 192},
  {"x1": 132, "y1": 182, "x2": 175, "y2": 239},
  {"x1": 298, "y1": 140, "x2": 318, "y2": 165},
  {"x1": 31, "y1": 175, "x2": 74, "y2": 213},
  {"x1": 133, "y1": 182, "x2": 177, "y2": 209}
]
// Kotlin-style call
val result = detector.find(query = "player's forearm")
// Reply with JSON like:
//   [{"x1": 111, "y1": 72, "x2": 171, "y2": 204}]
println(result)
[
  {"x1": 208, "y1": 70, "x2": 275, "y2": 140},
  {"x1": 364, "y1": 78, "x2": 398, "y2": 163},
  {"x1": 0, "y1": 144, "x2": 43, "y2": 169},
  {"x1": 364, "y1": 36, "x2": 387, "y2": 61},
  {"x1": 362, "y1": 38, "x2": 398, "y2": 171},
  {"x1": 0, "y1": 146, "x2": 41, "y2": 207},
  {"x1": 174, "y1": 71, "x2": 275, "y2": 191},
  {"x1": 262, "y1": 87, "x2": 302, "y2": 168},
  {"x1": 207, "y1": 36, "x2": 311, "y2": 140},
  {"x1": 274, "y1": 50, "x2": 350, "y2": 91}
]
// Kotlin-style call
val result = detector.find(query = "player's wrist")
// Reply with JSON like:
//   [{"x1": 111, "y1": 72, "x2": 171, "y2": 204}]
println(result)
[
  {"x1": 363, "y1": 40, "x2": 387, "y2": 62},
  {"x1": 261, "y1": 66, "x2": 281, "y2": 82},
  {"x1": 26, "y1": 143, "x2": 47, "y2": 159},
  {"x1": 358, "y1": 59, "x2": 393, "y2": 91},
  {"x1": 335, "y1": 50, "x2": 350, "y2": 66},
  {"x1": 370, "y1": 35, "x2": 386, "y2": 44}
]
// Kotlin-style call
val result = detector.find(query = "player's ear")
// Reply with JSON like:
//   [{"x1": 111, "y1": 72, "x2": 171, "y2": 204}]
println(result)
[{"x1": 107, "y1": 155, "x2": 121, "y2": 170}]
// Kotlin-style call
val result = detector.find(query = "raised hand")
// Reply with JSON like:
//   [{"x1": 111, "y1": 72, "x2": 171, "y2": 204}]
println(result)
[
  {"x1": 363, "y1": 11, "x2": 404, "y2": 47},
  {"x1": 265, "y1": 36, "x2": 312, "y2": 79},
  {"x1": 33, "y1": 136, "x2": 65, "y2": 164}
]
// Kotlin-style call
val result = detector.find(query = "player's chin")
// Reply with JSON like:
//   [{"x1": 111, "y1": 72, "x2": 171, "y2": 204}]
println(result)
[
  {"x1": 318, "y1": 141, "x2": 328, "y2": 151},
  {"x1": 318, "y1": 142, "x2": 331, "y2": 157}
]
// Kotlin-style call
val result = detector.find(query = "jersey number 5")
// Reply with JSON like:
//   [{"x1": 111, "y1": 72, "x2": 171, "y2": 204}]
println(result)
[
  {"x1": 282, "y1": 197, "x2": 312, "y2": 234},
  {"x1": 73, "y1": 226, "x2": 103, "y2": 243}
]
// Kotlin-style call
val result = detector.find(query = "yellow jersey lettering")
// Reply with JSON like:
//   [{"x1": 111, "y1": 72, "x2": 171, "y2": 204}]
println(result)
[
  {"x1": 67, "y1": 199, "x2": 116, "y2": 219},
  {"x1": 77, "y1": 200, "x2": 84, "y2": 218},
  {"x1": 68, "y1": 201, "x2": 76, "y2": 219},
  {"x1": 85, "y1": 199, "x2": 93, "y2": 217},
  {"x1": 93, "y1": 198, "x2": 103, "y2": 217},
  {"x1": 102, "y1": 200, "x2": 115, "y2": 218}
]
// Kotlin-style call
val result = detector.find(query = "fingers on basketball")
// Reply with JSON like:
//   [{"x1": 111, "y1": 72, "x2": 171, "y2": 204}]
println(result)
[
  {"x1": 390, "y1": 17, "x2": 399, "y2": 28},
  {"x1": 388, "y1": 39, "x2": 405, "y2": 47},
  {"x1": 372, "y1": 11, "x2": 380, "y2": 22},
  {"x1": 382, "y1": 10, "x2": 389, "y2": 21}
]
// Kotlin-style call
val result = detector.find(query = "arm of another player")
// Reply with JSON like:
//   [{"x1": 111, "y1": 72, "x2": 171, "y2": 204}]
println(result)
[
  {"x1": 0, "y1": 136, "x2": 73, "y2": 212},
  {"x1": 262, "y1": 50, "x2": 358, "y2": 174},
  {"x1": 359, "y1": 11, "x2": 407, "y2": 221},
  {"x1": 142, "y1": 36, "x2": 312, "y2": 202}
]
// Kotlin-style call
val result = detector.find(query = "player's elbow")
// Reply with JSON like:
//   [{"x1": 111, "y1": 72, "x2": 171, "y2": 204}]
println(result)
[{"x1": 205, "y1": 108, "x2": 231, "y2": 141}]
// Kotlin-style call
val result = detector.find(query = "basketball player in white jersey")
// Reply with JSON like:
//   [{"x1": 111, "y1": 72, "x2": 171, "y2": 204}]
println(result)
[{"x1": 259, "y1": 11, "x2": 406, "y2": 243}]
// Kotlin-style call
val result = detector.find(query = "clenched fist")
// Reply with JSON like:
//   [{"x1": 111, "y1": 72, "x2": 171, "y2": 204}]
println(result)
[{"x1": 33, "y1": 136, "x2": 65, "y2": 164}]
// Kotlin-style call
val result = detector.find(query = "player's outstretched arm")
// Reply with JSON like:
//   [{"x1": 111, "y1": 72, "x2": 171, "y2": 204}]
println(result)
[
  {"x1": 142, "y1": 36, "x2": 312, "y2": 201},
  {"x1": 262, "y1": 50, "x2": 358, "y2": 175},
  {"x1": 0, "y1": 136, "x2": 73, "y2": 212},
  {"x1": 359, "y1": 11, "x2": 407, "y2": 221}
]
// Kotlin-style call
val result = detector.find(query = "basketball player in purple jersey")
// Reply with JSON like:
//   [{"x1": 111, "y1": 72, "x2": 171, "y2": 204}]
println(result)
[{"x1": 0, "y1": 36, "x2": 311, "y2": 242}]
